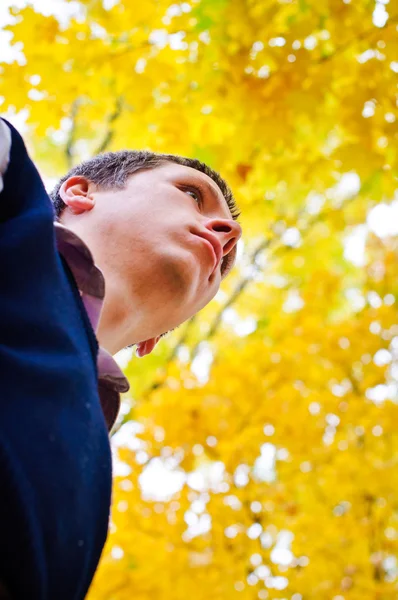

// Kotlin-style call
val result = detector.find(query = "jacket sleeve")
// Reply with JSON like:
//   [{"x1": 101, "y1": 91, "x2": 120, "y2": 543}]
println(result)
[{"x1": 0, "y1": 118, "x2": 112, "y2": 600}]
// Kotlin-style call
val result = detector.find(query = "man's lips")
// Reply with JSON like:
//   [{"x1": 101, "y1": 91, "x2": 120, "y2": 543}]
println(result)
[{"x1": 194, "y1": 230, "x2": 223, "y2": 275}]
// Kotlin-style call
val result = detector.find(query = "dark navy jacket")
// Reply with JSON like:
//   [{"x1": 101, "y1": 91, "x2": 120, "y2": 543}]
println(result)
[{"x1": 0, "y1": 120, "x2": 112, "y2": 598}]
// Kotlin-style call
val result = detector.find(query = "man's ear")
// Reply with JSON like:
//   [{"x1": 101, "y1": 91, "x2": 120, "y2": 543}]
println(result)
[
  {"x1": 136, "y1": 336, "x2": 161, "y2": 358},
  {"x1": 59, "y1": 176, "x2": 95, "y2": 215}
]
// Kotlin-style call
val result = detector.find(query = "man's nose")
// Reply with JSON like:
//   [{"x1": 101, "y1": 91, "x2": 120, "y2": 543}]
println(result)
[{"x1": 205, "y1": 218, "x2": 242, "y2": 256}]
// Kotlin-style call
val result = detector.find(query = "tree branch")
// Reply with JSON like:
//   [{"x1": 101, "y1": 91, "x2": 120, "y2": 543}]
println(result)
[
  {"x1": 319, "y1": 13, "x2": 398, "y2": 64},
  {"x1": 65, "y1": 98, "x2": 80, "y2": 169},
  {"x1": 94, "y1": 96, "x2": 124, "y2": 155},
  {"x1": 190, "y1": 238, "x2": 272, "y2": 359}
]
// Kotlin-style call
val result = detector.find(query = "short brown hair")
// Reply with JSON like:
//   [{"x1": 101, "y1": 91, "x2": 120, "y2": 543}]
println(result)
[{"x1": 50, "y1": 150, "x2": 240, "y2": 221}]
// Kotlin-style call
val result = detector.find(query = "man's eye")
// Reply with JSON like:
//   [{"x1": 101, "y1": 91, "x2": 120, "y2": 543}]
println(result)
[{"x1": 184, "y1": 188, "x2": 201, "y2": 205}]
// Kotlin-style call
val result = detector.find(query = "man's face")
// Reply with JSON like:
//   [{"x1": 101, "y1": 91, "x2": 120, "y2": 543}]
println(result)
[{"x1": 60, "y1": 162, "x2": 242, "y2": 353}]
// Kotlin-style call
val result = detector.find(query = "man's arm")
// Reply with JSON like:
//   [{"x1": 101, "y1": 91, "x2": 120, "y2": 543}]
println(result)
[
  {"x1": 0, "y1": 119, "x2": 12, "y2": 600},
  {"x1": 0, "y1": 118, "x2": 112, "y2": 600}
]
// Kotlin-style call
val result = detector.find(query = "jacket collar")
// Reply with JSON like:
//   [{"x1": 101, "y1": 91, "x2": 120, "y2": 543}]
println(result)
[{"x1": 54, "y1": 222, "x2": 130, "y2": 431}]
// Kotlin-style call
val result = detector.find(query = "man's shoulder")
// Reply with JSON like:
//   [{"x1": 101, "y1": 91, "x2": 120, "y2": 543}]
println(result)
[{"x1": 0, "y1": 119, "x2": 11, "y2": 192}]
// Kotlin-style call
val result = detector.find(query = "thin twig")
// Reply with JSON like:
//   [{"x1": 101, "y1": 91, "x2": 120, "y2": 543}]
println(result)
[
  {"x1": 94, "y1": 96, "x2": 124, "y2": 155},
  {"x1": 191, "y1": 238, "x2": 272, "y2": 359},
  {"x1": 65, "y1": 98, "x2": 80, "y2": 169},
  {"x1": 319, "y1": 14, "x2": 398, "y2": 64}
]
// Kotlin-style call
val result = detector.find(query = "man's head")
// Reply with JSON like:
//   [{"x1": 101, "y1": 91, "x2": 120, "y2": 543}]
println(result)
[{"x1": 51, "y1": 150, "x2": 242, "y2": 356}]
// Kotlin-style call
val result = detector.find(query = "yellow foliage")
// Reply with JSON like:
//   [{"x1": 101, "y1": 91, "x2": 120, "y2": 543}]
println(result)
[{"x1": 2, "y1": 0, "x2": 398, "y2": 597}]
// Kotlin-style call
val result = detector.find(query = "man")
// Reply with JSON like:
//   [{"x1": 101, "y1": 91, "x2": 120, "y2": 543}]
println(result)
[{"x1": 0, "y1": 117, "x2": 241, "y2": 599}]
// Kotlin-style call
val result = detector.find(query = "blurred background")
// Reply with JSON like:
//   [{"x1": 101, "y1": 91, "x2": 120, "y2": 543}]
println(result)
[{"x1": 1, "y1": 0, "x2": 398, "y2": 598}]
